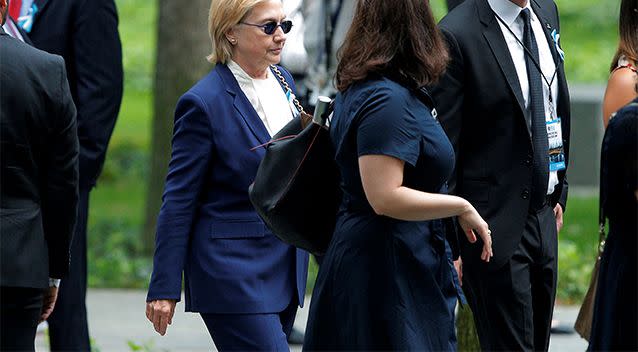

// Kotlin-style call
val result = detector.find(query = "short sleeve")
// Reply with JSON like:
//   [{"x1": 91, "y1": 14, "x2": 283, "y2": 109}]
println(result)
[{"x1": 356, "y1": 87, "x2": 420, "y2": 166}]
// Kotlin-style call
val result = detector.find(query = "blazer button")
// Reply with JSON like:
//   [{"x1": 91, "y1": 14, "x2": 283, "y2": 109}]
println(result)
[
  {"x1": 524, "y1": 158, "x2": 532, "y2": 166},
  {"x1": 521, "y1": 189, "x2": 530, "y2": 199}
]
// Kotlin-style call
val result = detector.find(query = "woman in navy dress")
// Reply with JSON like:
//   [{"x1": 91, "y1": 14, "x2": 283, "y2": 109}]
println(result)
[
  {"x1": 303, "y1": 0, "x2": 493, "y2": 350},
  {"x1": 589, "y1": 96, "x2": 638, "y2": 351}
]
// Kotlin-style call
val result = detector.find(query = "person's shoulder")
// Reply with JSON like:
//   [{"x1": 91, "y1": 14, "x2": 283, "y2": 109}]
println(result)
[
  {"x1": 607, "y1": 98, "x2": 638, "y2": 146},
  {"x1": 1, "y1": 37, "x2": 67, "y2": 86},
  {"x1": 439, "y1": 0, "x2": 479, "y2": 34},
  {"x1": 608, "y1": 66, "x2": 638, "y2": 91},
  {"x1": 2, "y1": 36, "x2": 64, "y2": 68},
  {"x1": 532, "y1": 0, "x2": 558, "y2": 11},
  {"x1": 613, "y1": 98, "x2": 638, "y2": 121},
  {"x1": 340, "y1": 77, "x2": 416, "y2": 119},
  {"x1": 347, "y1": 77, "x2": 411, "y2": 102},
  {"x1": 181, "y1": 65, "x2": 226, "y2": 101}
]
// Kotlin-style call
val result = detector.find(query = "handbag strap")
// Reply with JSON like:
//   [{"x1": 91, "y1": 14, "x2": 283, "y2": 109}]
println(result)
[
  {"x1": 270, "y1": 65, "x2": 307, "y2": 115},
  {"x1": 597, "y1": 125, "x2": 609, "y2": 257}
]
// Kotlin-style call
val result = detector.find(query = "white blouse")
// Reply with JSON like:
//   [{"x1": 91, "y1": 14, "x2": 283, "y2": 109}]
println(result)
[{"x1": 228, "y1": 60, "x2": 296, "y2": 136}]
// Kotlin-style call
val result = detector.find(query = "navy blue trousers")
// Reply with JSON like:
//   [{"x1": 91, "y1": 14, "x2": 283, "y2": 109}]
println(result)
[{"x1": 200, "y1": 299, "x2": 298, "y2": 351}]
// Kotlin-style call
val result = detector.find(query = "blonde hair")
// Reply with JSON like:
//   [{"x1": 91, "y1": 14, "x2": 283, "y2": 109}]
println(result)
[{"x1": 207, "y1": 0, "x2": 269, "y2": 64}]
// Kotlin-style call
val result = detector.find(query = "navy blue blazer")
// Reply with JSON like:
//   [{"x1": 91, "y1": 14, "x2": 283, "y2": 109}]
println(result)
[{"x1": 146, "y1": 64, "x2": 308, "y2": 314}]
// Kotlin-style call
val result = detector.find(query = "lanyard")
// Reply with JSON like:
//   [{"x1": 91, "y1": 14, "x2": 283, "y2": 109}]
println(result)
[{"x1": 494, "y1": 11, "x2": 560, "y2": 115}]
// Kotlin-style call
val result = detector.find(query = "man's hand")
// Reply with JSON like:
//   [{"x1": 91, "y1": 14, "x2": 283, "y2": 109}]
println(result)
[
  {"x1": 553, "y1": 203, "x2": 564, "y2": 234},
  {"x1": 454, "y1": 258, "x2": 463, "y2": 286},
  {"x1": 40, "y1": 287, "x2": 59, "y2": 323},
  {"x1": 146, "y1": 299, "x2": 176, "y2": 336}
]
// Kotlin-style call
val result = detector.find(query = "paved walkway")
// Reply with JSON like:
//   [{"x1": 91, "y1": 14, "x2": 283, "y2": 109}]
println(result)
[{"x1": 35, "y1": 289, "x2": 587, "y2": 351}]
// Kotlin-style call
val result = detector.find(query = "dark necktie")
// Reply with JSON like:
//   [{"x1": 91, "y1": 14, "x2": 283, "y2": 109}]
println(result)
[{"x1": 521, "y1": 8, "x2": 549, "y2": 209}]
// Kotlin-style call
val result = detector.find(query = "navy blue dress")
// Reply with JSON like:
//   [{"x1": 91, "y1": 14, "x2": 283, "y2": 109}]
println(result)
[
  {"x1": 589, "y1": 99, "x2": 638, "y2": 351},
  {"x1": 303, "y1": 77, "x2": 461, "y2": 350}
]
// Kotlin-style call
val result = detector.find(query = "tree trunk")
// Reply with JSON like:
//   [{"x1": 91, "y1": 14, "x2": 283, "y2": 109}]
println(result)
[
  {"x1": 142, "y1": 0, "x2": 212, "y2": 254},
  {"x1": 457, "y1": 304, "x2": 481, "y2": 351}
]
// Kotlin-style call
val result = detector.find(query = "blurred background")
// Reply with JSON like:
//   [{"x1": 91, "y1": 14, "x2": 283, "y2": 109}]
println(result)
[{"x1": 80, "y1": 0, "x2": 616, "y2": 346}]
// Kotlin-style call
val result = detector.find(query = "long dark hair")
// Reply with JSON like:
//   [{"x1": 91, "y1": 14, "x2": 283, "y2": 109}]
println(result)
[
  {"x1": 610, "y1": 0, "x2": 638, "y2": 72},
  {"x1": 335, "y1": 0, "x2": 448, "y2": 92}
]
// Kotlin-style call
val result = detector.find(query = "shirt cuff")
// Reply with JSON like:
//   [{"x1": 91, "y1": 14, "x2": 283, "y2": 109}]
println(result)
[{"x1": 49, "y1": 278, "x2": 61, "y2": 288}]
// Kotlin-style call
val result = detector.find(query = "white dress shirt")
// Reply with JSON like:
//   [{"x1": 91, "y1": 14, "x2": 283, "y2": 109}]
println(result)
[
  {"x1": 228, "y1": 60, "x2": 295, "y2": 136},
  {"x1": 2, "y1": 20, "x2": 25, "y2": 41},
  {"x1": 488, "y1": 0, "x2": 559, "y2": 195}
]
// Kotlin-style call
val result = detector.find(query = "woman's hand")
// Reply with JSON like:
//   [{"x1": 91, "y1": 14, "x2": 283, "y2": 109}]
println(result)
[
  {"x1": 146, "y1": 299, "x2": 176, "y2": 336},
  {"x1": 458, "y1": 202, "x2": 493, "y2": 262}
]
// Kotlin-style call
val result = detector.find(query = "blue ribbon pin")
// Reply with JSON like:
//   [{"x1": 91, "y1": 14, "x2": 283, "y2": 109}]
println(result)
[{"x1": 551, "y1": 29, "x2": 565, "y2": 62}]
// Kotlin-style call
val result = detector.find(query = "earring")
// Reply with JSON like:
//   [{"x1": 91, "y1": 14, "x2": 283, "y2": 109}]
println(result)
[{"x1": 228, "y1": 38, "x2": 237, "y2": 45}]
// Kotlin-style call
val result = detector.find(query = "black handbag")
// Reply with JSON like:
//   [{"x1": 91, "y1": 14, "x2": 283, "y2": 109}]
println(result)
[{"x1": 249, "y1": 67, "x2": 340, "y2": 255}]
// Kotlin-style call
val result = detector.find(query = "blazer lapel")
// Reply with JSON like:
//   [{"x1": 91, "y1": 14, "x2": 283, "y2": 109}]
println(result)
[
  {"x1": 531, "y1": 0, "x2": 569, "y2": 121},
  {"x1": 477, "y1": 0, "x2": 528, "y2": 132},
  {"x1": 532, "y1": 0, "x2": 560, "y2": 66},
  {"x1": 216, "y1": 64, "x2": 271, "y2": 145}
]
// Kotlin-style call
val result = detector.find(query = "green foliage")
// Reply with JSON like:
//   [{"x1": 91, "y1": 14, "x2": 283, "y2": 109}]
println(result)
[
  {"x1": 88, "y1": 218, "x2": 152, "y2": 289},
  {"x1": 557, "y1": 196, "x2": 599, "y2": 303},
  {"x1": 127, "y1": 339, "x2": 168, "y2": 352},
  {"x1": 556, "y1": 0, "x2": 618, "y2": 83},
  {"x1": 90, "y1": 338, "x2": 102, "y2": 352},
  {"x1": 457, "y1": 304, "x2": 480, "y2": 351},
  {"x1": 116, "y1": 0, "x2": 157, "y2": 94},
  {"x1": 99, "y1": 142, "x2": 148, "y2": 184},
  {"x1": 306, "y1": 256, "x2": 320, "y2": 295}
]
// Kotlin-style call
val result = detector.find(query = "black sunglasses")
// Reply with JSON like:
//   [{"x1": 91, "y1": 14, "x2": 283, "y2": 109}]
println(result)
[{"x1": 239, "y1": 20, "x2": 293, "y2": 35}]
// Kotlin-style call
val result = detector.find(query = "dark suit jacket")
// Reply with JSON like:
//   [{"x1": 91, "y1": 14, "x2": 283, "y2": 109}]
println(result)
[
  {"x1": 0, "y1": 29, "x2": 79, "y2": 288},
  {"x1": 431, "y1": 0, "x2": 570, "y2": 268},
  {"x1": 447, "y1": 0, "x2": 465, "y2": 11},
  {"x1": 146, "y1": 64, "x2": 308, "y2": 314},
  {"x1": 25, "y1": 0, "x2": 123, "y2": 190}
]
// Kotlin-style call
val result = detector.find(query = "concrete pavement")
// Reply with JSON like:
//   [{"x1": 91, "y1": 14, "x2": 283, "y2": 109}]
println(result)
[{"x1": 35, "y1": 289, "x2": 587, "y2": 351}]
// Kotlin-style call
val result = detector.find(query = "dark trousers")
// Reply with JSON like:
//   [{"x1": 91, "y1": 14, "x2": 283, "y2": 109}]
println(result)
[
  {"x1": 464, "y1": 204, "x2": 558, "y2": 351},
  {"x1": 47, "y1": 189, "x2": 90, "y2": 351},
  {"x1": 200, "y1": 298, "x2": 298, "y2": 351},
  {"x1": 0, "y1": 287, "x2": 44, "y2": 352}
]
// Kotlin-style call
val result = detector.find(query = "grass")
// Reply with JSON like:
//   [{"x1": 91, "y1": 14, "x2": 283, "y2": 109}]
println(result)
[
  {"x1": 557, "y1": 196, "x2": 600, "y2": 303},
  {"x1": 87, "y1": 0, "x2": 611, "y2": 302}
]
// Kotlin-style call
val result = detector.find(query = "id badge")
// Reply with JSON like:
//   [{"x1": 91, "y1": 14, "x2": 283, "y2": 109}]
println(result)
[{"x1": 546, "y1": 118, "x2": 566, "y2": 171}]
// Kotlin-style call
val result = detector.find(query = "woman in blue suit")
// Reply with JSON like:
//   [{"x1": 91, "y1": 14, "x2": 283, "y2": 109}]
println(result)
[{"x1": 144, "y1": 0, "x2": 308, "y2": 349}]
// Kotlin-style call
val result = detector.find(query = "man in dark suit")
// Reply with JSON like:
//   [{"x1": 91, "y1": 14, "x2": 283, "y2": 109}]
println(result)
[
  {"x1": 431, "y1": 0, "x2": 570, "y2": 350},
  {"x1": 9, "y1": 0, "x2": 123, "y2": 350},
  {"x1": 0, "y1": 0, "x2": 79, "y2": 350}
]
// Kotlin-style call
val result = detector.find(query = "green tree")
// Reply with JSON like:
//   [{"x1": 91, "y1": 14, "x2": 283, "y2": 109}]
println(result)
[{"x1": 143, "y1": 0, "x2": 212, "y2": 254}]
